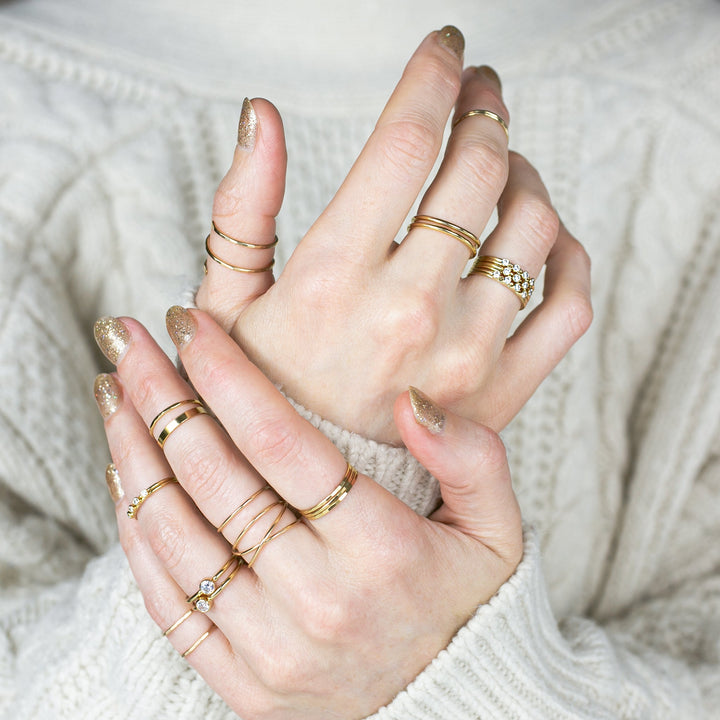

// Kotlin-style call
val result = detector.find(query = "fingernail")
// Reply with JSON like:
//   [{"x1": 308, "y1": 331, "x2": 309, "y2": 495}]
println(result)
[
  {"x1": 237, "y1": 97, "x2": 257, "y2": 151},
  {"x1": 409, "y1": 386, "x2": 445, "y2": 435},
  {"x1": 475, "y1": 65, "x2": 502, "y2": 92},
  {"x1": 166, "y1": 305, "x2": 196, "y2": 347},
  {"x1": 94, "y1": 317, "x2": 130, "y2": 364},
  {"x1": 94, "y1": 373, "x2": 122, "y2": 418},
  {"x1": 437, "y1": 25, "x2": 464, "y2": 59},
  {"x1": 105, "y1": 463, "x2": 124, "y2": 503}
]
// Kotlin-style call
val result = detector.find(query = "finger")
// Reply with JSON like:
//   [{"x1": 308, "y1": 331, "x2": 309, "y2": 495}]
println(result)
[
  {"x1": 490, "y1": 222, "x2": 592, "y2": 424},
  {"x1": 196, "y1": 98, "x2": 287, "y2": 332},
  {"x1": 460, "y1": 151, "x2": 560, "y2": 345},
  {"x1": 166, "y1": 305, "x2": 386, "y2": 536},
  {"x1": 300, "y1": 27, "x2": 464, "y2": 264},
  {"x1": 397, "y1": 65, "x2": 509, "y2": 284},
  {"x1": 94, "y1": 372, "x2": 264, "y2": 641},
  {"x1": 93, "y1": 316, "x2": 314, "y2": 584},
  {"x1": 395, "y1": 387, "x2": 523, "y2": 565}
]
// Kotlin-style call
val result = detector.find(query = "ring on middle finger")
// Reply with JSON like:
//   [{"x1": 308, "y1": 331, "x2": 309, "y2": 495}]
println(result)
[
  {"x1": 186, "y1": 555, "x2": 243, "y2": 613},
  {"x1": 149, "y1": 398, "x2": 209, "y2": 448},
  {"x1": 408, "y1": 215, "x2": 480, "y2": 259}
]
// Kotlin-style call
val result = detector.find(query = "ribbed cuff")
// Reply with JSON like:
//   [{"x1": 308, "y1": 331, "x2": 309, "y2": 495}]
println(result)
[{"x1": 367, "y1": 529, "x2": 599, "y2": 720}]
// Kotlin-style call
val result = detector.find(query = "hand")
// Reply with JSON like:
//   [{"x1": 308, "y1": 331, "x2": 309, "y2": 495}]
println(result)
[
  {"x1": 94, "y1": 307, "x2": 522, "y2": 720},
  {"x1": 195, "y1": 27, "x2": 592, "y2": 443}
]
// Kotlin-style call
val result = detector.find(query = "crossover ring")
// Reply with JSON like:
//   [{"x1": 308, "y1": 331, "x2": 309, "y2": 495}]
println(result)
[{"x1": 204, "y1": 235, "x2": 275, "y2": 274}]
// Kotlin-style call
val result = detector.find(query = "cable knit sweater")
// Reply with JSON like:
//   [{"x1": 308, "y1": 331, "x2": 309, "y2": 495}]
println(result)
[{"x1": 1, "y1": 1, "x2": 720, "y2": 718}]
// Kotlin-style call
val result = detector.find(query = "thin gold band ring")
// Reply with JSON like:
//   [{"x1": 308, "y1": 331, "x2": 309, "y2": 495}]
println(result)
[
  {"x1": 212, "y1": 221, "x2": 278, "y2": 249},
  {"x1": 452, "y1": 109, "x2": 509, "y2": 138}
]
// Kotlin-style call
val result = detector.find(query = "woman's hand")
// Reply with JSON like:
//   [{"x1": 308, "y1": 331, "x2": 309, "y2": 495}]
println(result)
[
  {"x1": 94, "y1": 308, "x2": 522, "y2": 720},
  {"x1": 195, "y1": 27, "x2": 592, "y2": 444}
]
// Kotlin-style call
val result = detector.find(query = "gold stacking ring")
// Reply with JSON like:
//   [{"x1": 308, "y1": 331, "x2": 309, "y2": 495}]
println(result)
[
  {"x1": 212, "y1": 221, "x2": 278, "y2": 249},
  {"x1": 126, "y1": 476, "x2": 178, "y2": 519},
  {"x1": 408, "y1": 215, "x2": 480, "y2": 259},
  {"x1": 470, "y1": 255, "x2": 535, "y2": 309},
  {"x1": 182, "y1": 628, "x2": 214, "y2": 658},
  {"x1": 299, "y1": 463, "x2": 358, "y2": 521},
  {"x1": 204, "y1": 236, "x2": 275, "y2": 274},
  {"x1": 150, "y1": 399, "x2": 209, "y2": 448},
  {"x1": 452, "y1": 109, "x2": 509, "y2": 139},
  {"x1": 186, "y1": 555, "x2": 243, "y2": 613}
]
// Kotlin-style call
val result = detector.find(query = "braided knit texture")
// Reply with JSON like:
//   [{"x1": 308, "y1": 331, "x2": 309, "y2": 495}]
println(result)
[{"x1": 1, "y1": 1, "x2": 720, "y2": 717}]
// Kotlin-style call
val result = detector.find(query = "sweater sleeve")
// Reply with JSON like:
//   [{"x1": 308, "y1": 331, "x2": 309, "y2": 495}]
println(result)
[{"x1": 291, "y1": 410, "x2": 716, "y2": 720}]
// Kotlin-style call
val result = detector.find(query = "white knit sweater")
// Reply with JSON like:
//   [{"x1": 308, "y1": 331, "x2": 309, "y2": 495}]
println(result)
[{"x1": 1, "y1": 1, "x2": 719, "y2": 718}]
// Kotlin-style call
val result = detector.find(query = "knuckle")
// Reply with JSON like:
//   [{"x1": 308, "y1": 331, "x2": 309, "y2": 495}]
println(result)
[
  {"x1": 563, "y1": 289, "x2": 594, "y2": 340},
  {"x1": 479, "y1": 429, "x2": 510, "y2": 473},
  {"x1": 141, "y1": 585, "x2": 176, "y2": 630},
  {"x1": 134, "y1": 370, "x2": 164, "y2": 419},
  {"x1": 246, "y1": 413, "x2": 303, "y2": 471},
  {"x1": 255, "y1": 646, "x2": 311, "y2": 695},
  {"x1": 516, "y1": 196, "x2": 560, "y2": 254},
  {"x1": 379, "y1": 117, "x2": 441, "y2": 180},
  {"x1": 453, "y1": 139, "x2": 509, "y2": 197},
  {"x1": 379, "y1": 289, "x2": 440, "y2": 350},
  {"x1": 144, "y1": 509, "x2": 188, "y2": 572},
  {"x1": 296, "y1": 584, "x2": 352, "y2": 644},
  {"x1": 180, "y1": 440, "x2": 229, "y2": 503}
]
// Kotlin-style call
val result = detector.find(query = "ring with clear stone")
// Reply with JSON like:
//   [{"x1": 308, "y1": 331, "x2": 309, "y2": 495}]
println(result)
[
  {"x1": 469, "y1": 255, "x2": 536, "y2": 309},
  {"x1": 126, "y1": 476, "x2": 179, "y2": 519},
  {"x1": 186, "y1": 555, "x2": 244, "y2": 613}
]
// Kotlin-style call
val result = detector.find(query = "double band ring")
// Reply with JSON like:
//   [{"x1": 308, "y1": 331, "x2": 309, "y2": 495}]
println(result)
[
  {"x1": 149, "y1": 399, "x2": 209, "y2": 448},
  {"x1": 186, "y1": 555, "x2": 243, "y2": 613},
  {"x1": 470, "y1": 255, "x2": 535, "y2": 309},
  {"x1": 408, "y1": 215, "x2": 480, "y2": 259},
  {"x1": 299, "y1": 463, "x2": 358, "y2": 521},
  {"x1": 127, "y1": 476, "x2": 178, "y2": 519},
  {"x1": 204, "y1": 236, "x2": 276, "y2": 274},
  {"x1": 452, "y1": 109, "x2": 509, "y2": 139},
  {"x1": 162, "y1": 608, "x2": 214, "y2": 659}
]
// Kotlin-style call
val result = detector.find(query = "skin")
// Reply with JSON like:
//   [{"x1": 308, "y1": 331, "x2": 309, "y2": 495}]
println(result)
[
  {"x1": 96, "y1": 27, "x2": 592, "y2": 719},
  {"x1": 196, "y1": 29, "x2": 592, "y2": 444}
]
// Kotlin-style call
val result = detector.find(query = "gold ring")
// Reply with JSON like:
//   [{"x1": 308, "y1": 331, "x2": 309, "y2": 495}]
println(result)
[
  {"x1": 205, "y1": 236, "x2": 275, "y2": 274},
  {"x1": 469, "y1": 255, "x2": 535, "y2": 309},
  {"x1": 156, "y1": 406, "x2": 209, "y2": 448},
  {"x1": 407, "y1": 215, "x2": 479, "y2": 259},
  {"x1": 216, "y1": 485, "x2": 271, "y2": 533},
  {"x1": 149, "y1": 398, "x2": 203, "y2": 436},
  {"x1": 163, "y1": 609, "x2": 193, "y2": 637},
  {"x1": 186, "y1": 555, "x2": 243, "y2": 613},
  {"x1": 452, "y1": 109, "x2": 509, "y2": 138},
  {"x1": 126, "y1": 476, "x2": 178, "y2": 519},
  {"x1": 298, "y1": 463, "x2": 358, "y2": 521},
  {"x1": 231, "y1": 499, "x2": 298, "y2": 568},
  {"x1": 212, "y1": 221, "x2": 278, "y2": 249},
  {"x1": 182, "y1": 628, "x2": 214, "y2": 658}
]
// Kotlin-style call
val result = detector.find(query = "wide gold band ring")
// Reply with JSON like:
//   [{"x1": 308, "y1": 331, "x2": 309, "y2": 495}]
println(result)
[
  {"x1": 126, "y1": 476, "x2": 179, "y2": 519},
  {"x1": 150, "y1": 399, "x2": 210, "y2": 448},
  {"x1": 469, "y1": 255, "x2": 535, "y2": 309},
  {"x1": 452, "y1": 109, "x2": 509, "y2": 139},
  {"x1": 407, "y1": 215, "x2": 480, "y2": 259},
  {"x1": 299, "y1": 463, "x2": 358, "y2": 521}
]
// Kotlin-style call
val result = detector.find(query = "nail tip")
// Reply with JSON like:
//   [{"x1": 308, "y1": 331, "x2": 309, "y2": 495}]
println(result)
[
  {"x1": 105, "y1": 463, "x2": 124, "y2": 503},
  {"x1": 93, "y1": 316, "x2": 130, "y2": 364},
  {"x1": 438, "y1": 25, "x2": 465, "y2": 58},
  {"x1": 94, "y1": 372, "x2": 122, "y2": 419},
  {"x1": 408, "y1": 386, "x2": 446, "y2": 434},
  {"x1": 237, "y1": 97, "x2": 258, "y2": 150},
  {"x1": 166, "y1": 305, "x2": 196, "y2": 347}
]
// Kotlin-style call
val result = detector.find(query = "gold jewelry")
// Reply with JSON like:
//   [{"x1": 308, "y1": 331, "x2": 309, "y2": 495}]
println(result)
[
  {"x1": 231, "y1": 500, "x2": 290, "y2": 565},
  {"x1": 407, "y1": 215, "x2": 480, "y2": 258},
  {"x1": 156, "y1": 406, "x2": 209, "y2": 448},
  {"x1": 149, "y1": 398, "x2": 203, "y2": 436},
  {"x1": 126, "y1": 476, "x2": 178, "y2": 519},
  {"x1": 298, "y1": 463, "x2": 358, "y2": 521},
  {"x1": 163, "y1": 608, "x2": 193, "y2": 637},
  {"x1": 187, "y1": 556, "x2": 243, "y2": 613},
  {"x1": 212, "y1": 221, "x2": 278, "y2": 249},
  {"x1": 182, "y1": 628, "x2": 213, "y2": 658},
  {"x1": 204, "y1": 235, "x2": 275, "y2": 274},
  {"x1": 216, "y1": 485, "x2": 271, "y2": 534},
  {"x1": 236, "y1": 517, "x2": 302, "y2": 568},
  {"x1": 452, "y1": 109, "x2": 509, "y2": 139},
  {"x1": 469, "y1": 255, "x2": 535, "y2": 309}
]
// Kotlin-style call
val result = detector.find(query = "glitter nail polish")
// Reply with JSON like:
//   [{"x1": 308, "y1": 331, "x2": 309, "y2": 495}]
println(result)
[
  {"x1": 94, "y1": 373, "x2": 122, "y2": 418},
  {"x1": 237, "y1": 97, "x2": 257, "y2": 150},
  {"x1": 93, "y1": 316, "x2": 130, "y2": 364},
  {"x1": 105, "y1": 463, "x2": 124, "y2": 503},
  {"x1": 438, "y1": 25, "x2": 464, "y2": 59},
  {"x1": 409, "y1": 386, "x2": 446, "y2": 434},
  {"x1": 475, "y1": 65, "x2": 502, "y2": 91},
  {"x1": 166, "y1": 305, "x2": 196, "y2": 347}
]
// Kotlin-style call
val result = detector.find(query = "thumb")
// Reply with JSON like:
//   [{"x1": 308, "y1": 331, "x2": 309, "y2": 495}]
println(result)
[{"x1": 394, "y1": 387, "x2": 523, "y2": 563}]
